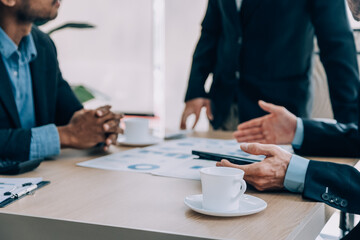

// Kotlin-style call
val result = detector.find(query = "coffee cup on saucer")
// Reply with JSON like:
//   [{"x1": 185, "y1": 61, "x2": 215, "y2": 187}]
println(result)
[
  {"x1": 118, "y1": 118, "x2": 162, "y2": 146},
  {"x1": 124, "y1": 118, "x2": 150, "y2": 142},
  {"x1": 200, "y1": 167, "x2": 247, "y2": 212}
]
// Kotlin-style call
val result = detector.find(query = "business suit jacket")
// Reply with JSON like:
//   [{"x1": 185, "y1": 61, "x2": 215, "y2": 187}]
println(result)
[
  {"x1": 0, "y1": 27, "x2": 83, "y2": 160},
  {"x1": 185, "y1": 0, "x2": 360, "y2": 129},
  {"x1": 294, "y1": 91, "x2": 360, "y2": 157},
  {"x1": 294, "y1": 120, "x2": 359, "y2": 157},
  {"x1": 303, "y1": 160, "x2": 360, "y2": 239}
]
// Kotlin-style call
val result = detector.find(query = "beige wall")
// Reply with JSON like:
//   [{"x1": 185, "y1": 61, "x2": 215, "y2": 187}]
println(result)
[
  {"x1": 164, "y1": 0, "x2": 208, "y2": 131},
  {"x1": 41, "y1": 0, "x2": 154, "y2": 114}
]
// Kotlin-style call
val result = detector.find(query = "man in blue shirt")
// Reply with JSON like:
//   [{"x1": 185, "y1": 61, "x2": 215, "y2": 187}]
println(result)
[{"x1": 0, "y1": 0, "x2": 122, "y2": 161}]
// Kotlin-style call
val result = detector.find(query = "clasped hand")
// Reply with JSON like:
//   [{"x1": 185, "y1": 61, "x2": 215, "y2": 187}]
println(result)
[{"x1": 58, "y1": 105, "x2": 123, "y2": 151}]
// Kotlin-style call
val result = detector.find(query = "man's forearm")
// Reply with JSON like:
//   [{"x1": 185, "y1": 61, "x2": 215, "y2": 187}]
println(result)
[{"x1": 30, "y1": 124, "x2": 60, "y2": 160}]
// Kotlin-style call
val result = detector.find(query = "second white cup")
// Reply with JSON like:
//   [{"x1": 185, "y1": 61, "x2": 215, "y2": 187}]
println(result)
[
  {"x1": 200, "y1": 167, "x2": 247, "y2": 212},
  {"x1": 124, "y1": 118, "x2": 150, "y2": 142}
]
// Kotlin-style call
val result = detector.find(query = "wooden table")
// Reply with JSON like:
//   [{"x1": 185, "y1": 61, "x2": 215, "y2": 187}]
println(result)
[{"x1": 0, "y1": 131, "x2": 357, "y2": 240}]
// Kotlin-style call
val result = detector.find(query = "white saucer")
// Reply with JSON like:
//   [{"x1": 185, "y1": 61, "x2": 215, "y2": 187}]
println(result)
[
  {"x1": 117, "y1": 135, "x2": 163, "y2": 147},
  {"x1": 184, "y1": 194, "x2": 267, "y2": 217}
]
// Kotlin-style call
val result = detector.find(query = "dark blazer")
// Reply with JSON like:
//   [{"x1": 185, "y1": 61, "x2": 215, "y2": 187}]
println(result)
[
  {"x1": 294, "y1": 90, "x2": 360, "y2": 157},
  {"x1": 303, "y1": 160, "x2": 360, "y2": 239},
  {"x1": 185, "y1": 0, "x2": 360, "y2": 129},
  {"x1": 295, "y1": 120, "x2": 359, "y2": 157},
  {"x1": 0, "y1": 27, "x2": 83, "y2": 160},
  {"x1": 304, "y1": 161, "x2": 360, "y2": 214}
]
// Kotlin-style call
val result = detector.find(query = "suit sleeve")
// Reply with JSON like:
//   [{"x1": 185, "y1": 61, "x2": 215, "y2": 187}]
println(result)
[
  {"x1": 184, "y1": 0, "x2": 222, "y2": 101},
  {"x1": 303, "y1": 160, "x2": 360, "y2": 214},
  {"x1": 309, "y1": 0, "x2": 360, "y2": 123},
  {"x1": 0, "y1": 129, "x2": 31, "y2": 161},
  {"x1": 294, "y1": 119, "x2": 360, "y2": 157}
]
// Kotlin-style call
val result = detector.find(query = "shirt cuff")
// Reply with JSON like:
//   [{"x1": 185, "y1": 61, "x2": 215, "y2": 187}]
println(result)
[
  {"x1": 291, "y1": 117, "x2": 304, "y2": 149},
  {"x1": 30, "y1": 124, "x2": 60, "y2": 160},
  {"x1": 284, "y1": 154, "x2": 310, "y2": 193}
]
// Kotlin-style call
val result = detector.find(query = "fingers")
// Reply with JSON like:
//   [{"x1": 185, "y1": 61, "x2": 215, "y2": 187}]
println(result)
[
  {"x1": 235, "y1": 134, "x2": 267, "y2": 143},
  {"x1": 234, "y1": 127, "x2": 266, "y2": 142},
  {"x1": 237, "y1": 117, "x2": 264, "y2": 130},
  {"x1": 105, "y1": 133, "x2": 118, "y2": 146},
  {"x1": 204, "y1": 100, "x2": 213, "y2": 121},
  {"x1": 191, "y1": 110, "x2": 201, "y2": 129},
  {"x1": 103, "y1": 119, "x2": 121, "y2": 133},
  {"x1": 216, "y1": 159, "x2": 244, "y2": 169},
  {"x1": 216, "y1": 159, "x2": 256, "y2": 176},
  {"x1": 180, "y1": 110, "x2": 191, "y2": 130},
  {"x1": 234, "y1": 126, "x2": 263, "y2": 138},
  {"x1": 101, "y1": 113, "x2": 122, "y2": 128},
  {"x1": 95, "y1": 105, "x2": 112, "y2": 117},
  {"x1": 181, "y1": 98, "x2": 208, "y2": 129},
  {"x1": 102, "y1": 133, "x2": 119, "y2": 151},
  {"x1": 240, "y1": 143, "x2": 278, "y2": 156}
]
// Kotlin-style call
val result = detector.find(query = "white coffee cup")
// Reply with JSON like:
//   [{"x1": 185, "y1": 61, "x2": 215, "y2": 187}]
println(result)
[
  {"x1": 124, "y1": 118, "x2": 150, "y2": 142},
  {"x1": 200, "y1": 167, "x2": 247, "y2": 212}
]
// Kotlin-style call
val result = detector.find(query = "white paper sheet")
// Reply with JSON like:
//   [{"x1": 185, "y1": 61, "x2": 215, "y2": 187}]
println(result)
[
  {"x1": 0, "y1": 177, "x2": 43, "y2": 203},
  {"x1": 146, "y1": 137, "x2": 267, "y2": 161},
  {"x1": 77, "y1": 137, "x2": 293, "y2": 180}
]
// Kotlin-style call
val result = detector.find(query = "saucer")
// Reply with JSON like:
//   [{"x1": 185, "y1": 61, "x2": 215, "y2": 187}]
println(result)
[
  {"x1": 117, "y1": 135, "x2": 163, "y2": 147},
  {"x1": 184, "y1": 194, "x2": 267, "y2": 217}
]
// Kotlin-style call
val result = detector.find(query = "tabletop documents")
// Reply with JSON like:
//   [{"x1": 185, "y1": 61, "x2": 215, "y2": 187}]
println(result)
[{"x1": 78, "y1": 137, "x2": 292, "y2": 180}]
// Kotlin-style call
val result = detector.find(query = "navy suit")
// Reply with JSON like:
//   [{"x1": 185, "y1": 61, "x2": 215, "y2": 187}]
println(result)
[
  {"x1": 294, "y1": 91, "x2": 360, "y2": 158},
  {"x1": 293, "y1": 90, "x2": 360, "y2": 237},
  {"x1": 304, "y1": 160, "x2": 360, "y2": 239},
  {"x1": 185, "y1": 0, "x2": 360, "y2": 129},
  {"x1": 0, "y1": 27, "x2": 82, "y2": 160}
]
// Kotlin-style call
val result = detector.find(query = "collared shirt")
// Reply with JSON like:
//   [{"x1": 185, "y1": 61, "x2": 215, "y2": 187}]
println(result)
[
  {"x1": 292, "y1": 117, "x2": 305, "y2": 149},
  {"x1": 235, "y1": 0, "x2": 243, "y2": 11},
  {"x1": 0, "y1": 27, "x2": 60, "y2": 160},
  {"x1": 282, "y1": 118, "x2": 308, "y2": 193},
  {"x1": 0, "y1": 27, "x2": 37, "y2": 129},
  {"x1": 284, "y1": 154, "x2": 310, "y2": 193}
]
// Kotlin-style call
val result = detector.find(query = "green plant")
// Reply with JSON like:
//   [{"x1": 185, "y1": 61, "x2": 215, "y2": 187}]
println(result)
[{"x1": 47, "y1": 22, "x2": 95, "y2": 35}]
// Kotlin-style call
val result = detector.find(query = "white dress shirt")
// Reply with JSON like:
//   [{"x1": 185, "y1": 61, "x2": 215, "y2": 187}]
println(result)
[{"x1": 235, "y1": 0, "x2": 243, "y2": 11}]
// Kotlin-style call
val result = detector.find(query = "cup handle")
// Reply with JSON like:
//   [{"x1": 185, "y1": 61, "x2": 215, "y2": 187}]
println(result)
[{"x1": 233, "y1": 179, "x2": 247, "y2": 199}]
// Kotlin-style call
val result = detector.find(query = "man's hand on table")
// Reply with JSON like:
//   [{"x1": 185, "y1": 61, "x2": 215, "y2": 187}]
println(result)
[
  {"x1": 180, "y1": 98, "x2": 213, "y2": 129},
  {"x1": 58, "y1": 105, "x2": 123, "y2": 151},
  {"x1": 233, "y1": 101, "x2": 297, "y2": 145},
  {"x1": 216, "y1": 143, "x2": 292, "y2": 191}
]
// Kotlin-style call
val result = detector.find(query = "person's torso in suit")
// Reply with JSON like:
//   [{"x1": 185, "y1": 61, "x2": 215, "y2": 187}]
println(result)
[
  {"x1": 0, "y1": 27, "x2": 82, "y2": 160},
  {"x1": 185, "y1": 0, "x2": 360, "y2": 129}
]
